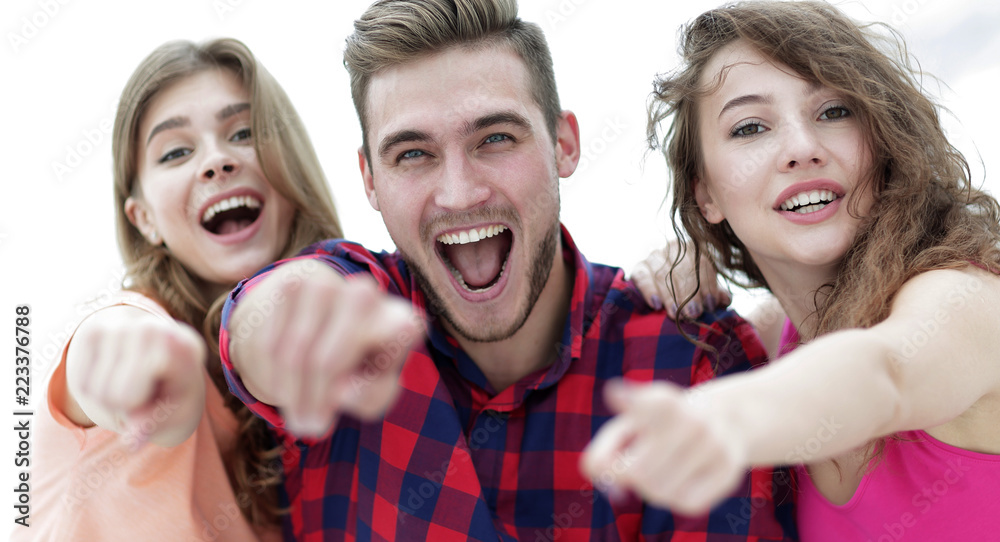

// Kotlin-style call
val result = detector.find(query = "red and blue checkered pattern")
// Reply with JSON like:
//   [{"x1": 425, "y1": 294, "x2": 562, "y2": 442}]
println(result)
[{"x1": 220, "y1": 226, "x2": 797, "y2": 541}]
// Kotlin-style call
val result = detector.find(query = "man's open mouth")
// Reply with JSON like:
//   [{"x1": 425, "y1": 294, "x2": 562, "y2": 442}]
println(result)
[
  {"x1": 200, "y1": 195, "x2": 263, "y2": 235},
  {"x1": 436, "y1": 224, "x2": 513, "y2": 293}
]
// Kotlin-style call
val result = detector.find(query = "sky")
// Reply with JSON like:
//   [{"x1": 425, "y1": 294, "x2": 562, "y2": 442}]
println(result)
[{"x1": 2, "y1": 0, "x2": 998, "y2": 532}]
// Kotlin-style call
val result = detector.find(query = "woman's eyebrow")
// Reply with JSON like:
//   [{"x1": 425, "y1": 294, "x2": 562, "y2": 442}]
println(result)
[
  {"x1": 146, "y1": 102, "x2": 250, "y2": 147},
  {"x1": 217, "y1": 102, "x2": 250, "y2": 121},
  {"x1": 718, "y1": 94, "x2": 772, "y2": 119},
  {"x1": 147, "y1": 116, "x2": 189, "y2": 146}
]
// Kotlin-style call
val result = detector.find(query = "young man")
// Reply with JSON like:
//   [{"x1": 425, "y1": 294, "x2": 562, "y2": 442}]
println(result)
[{"x1": 221, "y1": 1, "x2": 796, "y2": 539}]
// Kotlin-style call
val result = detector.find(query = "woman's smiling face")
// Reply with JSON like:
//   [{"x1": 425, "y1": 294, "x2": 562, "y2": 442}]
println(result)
[
  {"x1": 694, "y1": 41, "x2": 874, "y2": 278},
  {"x1": 126, "y1": 69, "x2": 295, "y2": 289}
]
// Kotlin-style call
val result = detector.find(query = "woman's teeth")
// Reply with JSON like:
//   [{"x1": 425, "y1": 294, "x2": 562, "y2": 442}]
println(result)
[
  {"x1": 779, "y1": 190, "x2": 837, "y2": 213},
  {"x1": 201, "y1": 195, "x2": 261, "y2": 224}
]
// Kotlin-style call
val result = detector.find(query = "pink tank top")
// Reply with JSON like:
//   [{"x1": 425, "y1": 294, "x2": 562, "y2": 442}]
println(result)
[{"x1": 778, "y1": 319, "x2": 1000, "y2": 540}]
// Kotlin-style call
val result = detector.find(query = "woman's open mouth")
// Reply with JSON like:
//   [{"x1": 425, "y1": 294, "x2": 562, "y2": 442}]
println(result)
[{"x1": 200, "y1": 194, "x2": 262, "y2": 236}]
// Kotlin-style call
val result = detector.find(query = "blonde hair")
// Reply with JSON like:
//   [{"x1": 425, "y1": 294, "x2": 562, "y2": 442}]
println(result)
[
  {"x1": 343, "y1": 0, "x2": 561, "y2": 161},
  {"x1": 112, "y1": 37, "x2": 343, "y2": 525},
  {"x1": 650, "y1": 0, "x2": 1000, "y2": 333}
]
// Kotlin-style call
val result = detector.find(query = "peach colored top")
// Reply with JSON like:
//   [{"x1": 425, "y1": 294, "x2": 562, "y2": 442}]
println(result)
[{"x1": 12, "y1": 293, "x2": 281, "y2": 542}]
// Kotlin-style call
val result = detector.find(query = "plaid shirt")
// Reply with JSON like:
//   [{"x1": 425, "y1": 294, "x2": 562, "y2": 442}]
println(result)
[{"x1": 220, "y1": 226, "x2": 797, "y2": 541}]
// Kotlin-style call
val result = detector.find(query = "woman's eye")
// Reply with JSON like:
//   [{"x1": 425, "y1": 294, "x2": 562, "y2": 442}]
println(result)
[
  {"x1": 230, "y1": 128, "x2": 252, "y2": 142},
  {"x1": 159, "y1": 148, "x2": 191, "y2": 163},
  {"x1": 731, "y1": 122, "x2": 764, "y2": 138},
  {"x1": 484, "y1": 133, "x2": 509, "y2": 144},
  {"x1": 820, "y1": 106, "x2": 850, "y2": 120}
]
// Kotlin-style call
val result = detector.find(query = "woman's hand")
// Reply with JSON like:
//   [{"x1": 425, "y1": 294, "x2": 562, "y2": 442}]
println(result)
[
  {"x1": 65, "y1": 305, "x2": 207, "y2": 447},
  {"x1": 580, "y1": 379, "x2": 746, "y2": 516},
  {"x1": 631, "y1": 240, "x2": 731, "y2": 318}
]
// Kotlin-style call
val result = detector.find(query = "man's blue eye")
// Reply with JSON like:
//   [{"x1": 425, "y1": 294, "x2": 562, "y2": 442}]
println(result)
[
  {"x1": 485, "y1": 134, "x2": 508, "y2": 144},
  {"x1": 401, "y1": 149, "x2": 424, "y2": 160}
]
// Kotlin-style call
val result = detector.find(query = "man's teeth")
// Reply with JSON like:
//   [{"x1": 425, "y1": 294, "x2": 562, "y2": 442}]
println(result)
[
  {"x1": 779, "y1": 190, "x2": 837, "y2": 212},
  {"x1": 202, "y1": 195, "x2": 262, "y2": 223},
  {"x1": 436, "y1": 224, "x2": 507, "y2": 245}
]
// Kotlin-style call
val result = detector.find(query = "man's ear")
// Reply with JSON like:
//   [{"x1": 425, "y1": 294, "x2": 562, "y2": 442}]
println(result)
[
  {"x1": 124, "y1": 196, "x2": 160, "y2": 244},
  {"x1": 554, "y1": 110, "x2": 581, "y2": 178},
  {"x1": 693, "y1": 176, "x2": 725, "y2": 224},
  {"x1": 359, "y1": 147, "x2": 379, "y2": 211}
]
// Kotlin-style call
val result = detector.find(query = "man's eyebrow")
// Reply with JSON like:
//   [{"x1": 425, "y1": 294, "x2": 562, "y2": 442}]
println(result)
[
  {"x1": 378, "y1": 129, "x2": 434, "y2": 159},
  {"x1": 217, "y1": 102, "x2": 250, "y2": 121},
  {"x1": 467, "y1": 111, "x2": 532, "y2": 135},
  {"x1": 718, "y1": 94, "x2": 772, "y2": 119},
  {"x1": 146, "y1": 117, "x2": 189, "y2": 146},
  {"x1": 376, "y1": 111, "x2": 532, "y2": 159}
]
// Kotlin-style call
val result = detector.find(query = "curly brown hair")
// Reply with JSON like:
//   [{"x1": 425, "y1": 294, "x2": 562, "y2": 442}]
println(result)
[
  {"x1": 112, "y1": 38, "x2": 343, "y2": 526},
  {"x1": 649, "y1": 0, "x2": 1000, "y2": 336}
]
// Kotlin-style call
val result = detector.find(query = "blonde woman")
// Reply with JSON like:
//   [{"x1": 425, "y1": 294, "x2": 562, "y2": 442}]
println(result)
[{"x1": 20, "y1": 38, "x2": 341, "y2": 541}]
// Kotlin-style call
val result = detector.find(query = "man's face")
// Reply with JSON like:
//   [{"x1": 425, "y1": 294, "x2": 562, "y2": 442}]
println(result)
[{"x1": 361, "y1": 45, "x2": 579, "y2": 342}]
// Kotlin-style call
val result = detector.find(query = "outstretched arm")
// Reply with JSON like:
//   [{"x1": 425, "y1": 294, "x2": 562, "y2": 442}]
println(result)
[
  {"x1": 63, "y1": 304, "x2": 206, "y2": 448},
  {"x1": 583, "y1": 266, "x2": 1000, "y2": 514},
  {"x1": 225, "y1": 259, "x2": 423, "y2": 437}
]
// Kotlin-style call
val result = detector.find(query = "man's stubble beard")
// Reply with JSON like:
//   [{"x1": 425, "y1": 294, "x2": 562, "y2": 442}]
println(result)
[{"x1": 407, "y1": 220, "x2": 560, "y2": 344}]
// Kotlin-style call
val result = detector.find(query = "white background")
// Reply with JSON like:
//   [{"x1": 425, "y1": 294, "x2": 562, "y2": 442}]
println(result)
[{"x1": 2, "y1": 0, "x2": 998, "y2": 535}]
